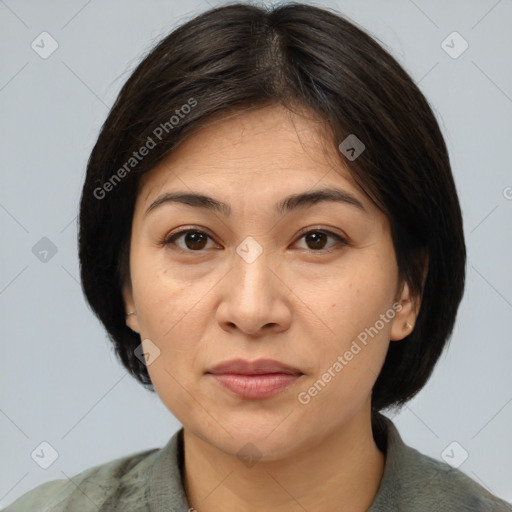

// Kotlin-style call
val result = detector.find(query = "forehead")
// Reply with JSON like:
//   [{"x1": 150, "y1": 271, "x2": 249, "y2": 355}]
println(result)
[{"x1": 137, "y1": 104, "x2": 366, "y2": 210}]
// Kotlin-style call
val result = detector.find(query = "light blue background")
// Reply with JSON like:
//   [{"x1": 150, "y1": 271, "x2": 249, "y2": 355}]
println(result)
[{"x1": 1, "y1": 0, "x2": 511, "y2": 506}]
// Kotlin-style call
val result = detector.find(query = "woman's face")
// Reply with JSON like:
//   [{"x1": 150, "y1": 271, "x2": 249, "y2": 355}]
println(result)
[{"x1": 123, "y1": 104, "x2": 416, "y2": 459}]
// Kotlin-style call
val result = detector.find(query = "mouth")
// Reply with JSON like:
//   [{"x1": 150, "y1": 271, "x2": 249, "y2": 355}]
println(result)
[{"x1": 206, "y1": 358, "x2": 304, "y2": 399}]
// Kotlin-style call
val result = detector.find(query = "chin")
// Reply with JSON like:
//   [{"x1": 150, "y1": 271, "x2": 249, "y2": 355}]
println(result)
[
  {"x1": 216, "y1": 432, "x2": 299, "y2": 463},
  {"x1": 191, "y1": 415, "x2": 318, "y2": 463}
]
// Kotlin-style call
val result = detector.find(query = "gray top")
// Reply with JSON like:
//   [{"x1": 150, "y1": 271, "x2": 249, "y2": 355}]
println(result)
[{"x1": 4, "y1": 413, "x2": 511, "y2": 511}]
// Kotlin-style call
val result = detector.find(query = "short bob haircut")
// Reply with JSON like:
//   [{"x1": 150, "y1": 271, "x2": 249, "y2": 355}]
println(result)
[{"x1": 78, "y1": 2, "x2": 466, "y2": 417}]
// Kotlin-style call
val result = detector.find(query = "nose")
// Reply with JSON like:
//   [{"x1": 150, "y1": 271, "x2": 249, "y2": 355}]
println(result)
[{"x1": 215, "y1": 240, "x2": 292, "y2": 336}]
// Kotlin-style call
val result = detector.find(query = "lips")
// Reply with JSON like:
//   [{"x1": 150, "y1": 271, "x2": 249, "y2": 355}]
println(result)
[
  {"x1": 206, "y1": 358, "x2": 303, "y2": 376},
  {"x1": 206, "y1": 358, "x2": 303, "y2": 399}
]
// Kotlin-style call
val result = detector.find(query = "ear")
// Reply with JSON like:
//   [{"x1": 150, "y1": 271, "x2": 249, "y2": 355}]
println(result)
[
  {"x1": 390, "y1": 250, "x2": 428, "y2": 341},
  {"x1": 122, "y1": 282, "x2": 140, "y2": 334},
  {"x1": 389, "y1": 281, "x2": 421, "y2": 341}
]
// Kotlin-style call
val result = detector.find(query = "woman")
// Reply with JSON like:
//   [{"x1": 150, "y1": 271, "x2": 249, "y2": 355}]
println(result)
[{"x1": 5, "y1": 2, "x2": 511, "y2": 511}]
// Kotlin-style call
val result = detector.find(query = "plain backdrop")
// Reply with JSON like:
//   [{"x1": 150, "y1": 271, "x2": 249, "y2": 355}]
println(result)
[{"x1": 1, "y1": 0, "x2": 511, "y2": 507}]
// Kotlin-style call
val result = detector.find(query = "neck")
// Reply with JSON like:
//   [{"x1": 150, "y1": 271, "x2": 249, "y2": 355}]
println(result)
[{"x1": 182, "y1": 405, "x2": 385, "y2": 512}]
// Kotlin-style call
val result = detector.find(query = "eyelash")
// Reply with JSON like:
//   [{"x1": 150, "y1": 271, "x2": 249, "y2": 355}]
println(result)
[{"x1": 159, "y1": 227, "x2": 348, "y2": 254}]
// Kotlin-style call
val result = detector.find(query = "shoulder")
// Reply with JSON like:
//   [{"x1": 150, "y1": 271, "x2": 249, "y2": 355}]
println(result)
[
  {"x1": 2, "y1": 446, "x2": 160, "y2": 512},
  {"x1": 399, "y1": 444, "x2": 512, "y2": 511},
  {"x1": 371, "y1": 414, "x2": 512, "y2": 511}
]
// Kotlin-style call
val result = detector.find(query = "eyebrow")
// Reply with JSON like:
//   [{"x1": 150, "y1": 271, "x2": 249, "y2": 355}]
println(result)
[{"x1": 144, "y1": 187, "x2": 368, "y2": 218}]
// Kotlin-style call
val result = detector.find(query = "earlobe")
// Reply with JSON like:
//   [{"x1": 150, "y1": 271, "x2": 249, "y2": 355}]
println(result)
[
  {"x1": 125, "y1": 312, "x2": 140, "y2": 334},
  {"x1": 122, "y1": 283, "x2": 140, "y2": 333},
  {"x1": 390, "y1": 281, "x2": 418, "y2": 341}
]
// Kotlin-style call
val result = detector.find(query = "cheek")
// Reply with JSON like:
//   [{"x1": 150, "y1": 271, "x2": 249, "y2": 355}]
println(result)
[
  {"x1": 320, "y1": 267, "x2": 394, "y2": 337},
  {"x1": 300, "y1": 293, "x2": 392, "y2": 422},
  {"x1": 307, "y1": 262, "x2": 396, "y2": 385},
  {"x1": 132, "y1": 253, "x2": 193, "y2": 334},
  {"x1": 136, "y1": 274, "x2": 206, "y2": 422},
  {"x1": 145, "y1": 356, "x2": 203, "y2": 430},
  {"x1": 132, "y1": 265, "x2": 212, "y2": 371}
]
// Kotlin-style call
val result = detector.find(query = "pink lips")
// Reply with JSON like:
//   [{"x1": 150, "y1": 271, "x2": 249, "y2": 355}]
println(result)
[{"x1": 206, "y1": 358, "x2": 303, "y2": 399}]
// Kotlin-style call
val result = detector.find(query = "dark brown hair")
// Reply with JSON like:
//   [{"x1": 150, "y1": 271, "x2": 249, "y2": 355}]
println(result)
[{"x1": 78, "y1": 2, "x2": 466, "y2": 415}]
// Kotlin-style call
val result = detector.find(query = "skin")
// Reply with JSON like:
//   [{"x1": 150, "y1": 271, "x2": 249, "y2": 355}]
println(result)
[{"x1": 123, "y1": 103, "x2": 420, "y2": 512}]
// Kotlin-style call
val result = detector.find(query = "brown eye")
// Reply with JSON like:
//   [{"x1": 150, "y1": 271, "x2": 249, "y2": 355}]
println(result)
[
  {"x1": 164, "y1": 230, "x2": 213, "y2": 251},
  {"x1": 296, "y1": 230, "x2": 347, "y2": 252},
  {"x1": 305, "y1": 231, "x2": 328, "y2": 250}
]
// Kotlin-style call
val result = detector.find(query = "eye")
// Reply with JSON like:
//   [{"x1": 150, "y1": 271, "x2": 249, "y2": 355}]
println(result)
[
  {"x1": 295, "y1": 229, "x2": 348, "y2": 252},
  {"x1": 161, "y1": 229, "x2": 216, "y2": 251}
]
